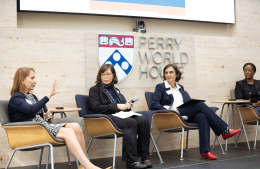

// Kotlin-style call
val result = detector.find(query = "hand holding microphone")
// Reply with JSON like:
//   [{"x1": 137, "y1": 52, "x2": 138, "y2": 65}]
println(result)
[
  {"x1": 117, "y1": 97, "x2": 139, "y2": 110},
  {"x1": 128, "y1": 97, "x2": 139, "y2": 108}
]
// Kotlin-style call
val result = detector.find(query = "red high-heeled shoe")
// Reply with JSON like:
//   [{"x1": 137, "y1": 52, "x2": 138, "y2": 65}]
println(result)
[
  {"x1": 222, "y1": 129, "x2": 241, "y2": 140},
  {"x1": 201, "y1": 152, "x2": 217, "y2": 160}
]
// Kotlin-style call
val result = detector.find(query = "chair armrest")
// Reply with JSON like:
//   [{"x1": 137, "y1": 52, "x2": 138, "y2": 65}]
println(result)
[
  {"x1": 82, "y1": 114, "x2": 123, "y2": 137},
  {"x1": 3, "y1": 121, "x2": 42, "y2": 126}
]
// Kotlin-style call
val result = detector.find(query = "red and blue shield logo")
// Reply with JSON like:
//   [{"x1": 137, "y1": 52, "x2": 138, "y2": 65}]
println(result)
[{"x1": 98, "y1": 34, "x2": 135, "y2": 83}]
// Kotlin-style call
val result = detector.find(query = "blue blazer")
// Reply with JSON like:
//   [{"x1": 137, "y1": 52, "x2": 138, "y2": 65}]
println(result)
[
  {"x1": 8, "y1": 92, "x2": 49, "y2": 122},
  {"x1": 151, "y1": 82, "x2": 191, "y2": 110}
]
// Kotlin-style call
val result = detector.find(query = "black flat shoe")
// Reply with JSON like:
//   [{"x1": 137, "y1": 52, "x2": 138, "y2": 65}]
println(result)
[
  {"x1": 126, "y1": 162, "x2": 148, "y2": 169},
  {"x1": 142, "y1": 160, "x2": 152, "y2": 168}
]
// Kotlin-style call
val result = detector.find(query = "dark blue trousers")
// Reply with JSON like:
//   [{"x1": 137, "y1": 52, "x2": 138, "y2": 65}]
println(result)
[{"x1": 179, "y1": 102, "x2": 228, "y2": 154}]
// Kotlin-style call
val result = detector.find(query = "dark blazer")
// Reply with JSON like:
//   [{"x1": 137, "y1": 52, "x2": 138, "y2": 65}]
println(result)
[
  {"x1": 8, "y1": 92, "x2": 49, "y2": 122},
  {"x1": 88, "y1": 83, "x2": 127, "y2": 114},
  {"x1": 151, "y1": 82, "x2": 191, "y2": 110},
  {"x1": 235, "y1": 79, "x2": 260, "y2": 106}
]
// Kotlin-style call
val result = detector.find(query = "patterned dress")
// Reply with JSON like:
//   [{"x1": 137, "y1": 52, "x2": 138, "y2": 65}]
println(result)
[{"x1": 26, "y1": 94, "x2": 66, "y2": 137}]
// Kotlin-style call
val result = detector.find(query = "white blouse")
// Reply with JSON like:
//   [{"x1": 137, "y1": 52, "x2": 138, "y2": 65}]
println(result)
[
  {"x1": 163, "y1": 81, "x2": 188, "y2": 120},
  {"x1": 163, "y1": 80, "x2": 184, "y2": 110}
]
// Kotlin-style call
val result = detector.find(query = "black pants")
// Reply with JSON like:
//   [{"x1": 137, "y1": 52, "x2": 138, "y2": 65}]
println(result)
[
  {"x1": 179, "y1": 102, "x2": 228, "y2": 154},
  {"x1": 108, "y1": 115, "x2": 150, "y2": 163}
]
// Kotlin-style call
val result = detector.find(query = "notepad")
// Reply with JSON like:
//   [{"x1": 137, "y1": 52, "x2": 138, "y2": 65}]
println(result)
[
  {"x1": 177, "y1": 99, "x2": 205, "y2": 109},
  {"x1": 112, "y1": 111, "x2": 142, "y2": 119}
]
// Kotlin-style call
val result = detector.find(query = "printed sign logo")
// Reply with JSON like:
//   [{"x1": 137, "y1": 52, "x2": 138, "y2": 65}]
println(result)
[{"x1": 98, "y1": 34, "x2": 135, "y2": 83}]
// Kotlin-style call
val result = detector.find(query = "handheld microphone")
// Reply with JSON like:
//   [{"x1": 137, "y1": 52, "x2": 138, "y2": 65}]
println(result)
[{"x1": 130, "y1": 97, "x2": 139, "y2": 103}]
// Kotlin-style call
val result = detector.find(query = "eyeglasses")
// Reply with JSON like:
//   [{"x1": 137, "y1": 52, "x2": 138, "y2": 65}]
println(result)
[{"x1": 101, "y1": 73, "x2": 113, "y2": 77}]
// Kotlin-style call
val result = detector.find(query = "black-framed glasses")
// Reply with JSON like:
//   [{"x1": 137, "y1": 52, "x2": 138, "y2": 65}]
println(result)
[{"x1": 101, "y1": 73, "x2": 113, "y2": 77}]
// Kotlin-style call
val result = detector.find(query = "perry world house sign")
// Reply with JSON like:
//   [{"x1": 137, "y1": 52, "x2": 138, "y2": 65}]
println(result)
[{"x1": 98, "y1": 34, "x2": 135, "y2": 83}]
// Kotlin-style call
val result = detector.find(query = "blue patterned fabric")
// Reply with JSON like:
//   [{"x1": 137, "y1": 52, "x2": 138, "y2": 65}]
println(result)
[
  {"x1": 26, "y1": 94, "x2": 66, "y2": 137},
  {"x1": 101, "y1": 82, "x2": 123, "y2": 103}
]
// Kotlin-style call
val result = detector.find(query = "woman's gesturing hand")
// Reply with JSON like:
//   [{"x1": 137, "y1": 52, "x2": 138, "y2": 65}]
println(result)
[{"x1": 47, "y1": 79, "x2": 60, "y2": 98}]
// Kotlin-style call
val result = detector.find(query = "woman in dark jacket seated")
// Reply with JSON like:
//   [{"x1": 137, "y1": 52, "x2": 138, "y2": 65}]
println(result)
[
  {"x1": 88, "y1": 64, "x2": 151, "y2": 169},
  {"x1": 151, "y1": 64, "x2": 241, "y2": 160},
  {"x1": 8, "y1": 67, "x2": 110, "y2": 169},
  {"x1": 235, "y1": 63, "x2": 260, "y2": 112}
]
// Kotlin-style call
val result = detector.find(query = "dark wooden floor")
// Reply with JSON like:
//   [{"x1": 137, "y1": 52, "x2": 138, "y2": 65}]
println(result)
[{"x1": 3, "y1": 141, "x2": 260, "y2": 169}]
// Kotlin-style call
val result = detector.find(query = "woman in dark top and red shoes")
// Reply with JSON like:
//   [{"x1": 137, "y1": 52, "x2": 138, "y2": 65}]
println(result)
[
  {"x1": 151, "y1": 64, "x2": 241, "y2": 160},
  {"x1": 235, "y1": 63, "x2": 260, "y2": 112}
]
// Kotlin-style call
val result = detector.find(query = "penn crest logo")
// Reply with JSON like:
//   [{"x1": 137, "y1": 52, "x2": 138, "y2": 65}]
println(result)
[{"x1": 98, "y1": 34, "x2": 135, "y2": 83}]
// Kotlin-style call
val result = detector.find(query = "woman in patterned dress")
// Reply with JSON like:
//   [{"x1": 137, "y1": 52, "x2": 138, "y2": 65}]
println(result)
[{"x1": 8, "y1": 67, "x2": 110, "y2": 169}]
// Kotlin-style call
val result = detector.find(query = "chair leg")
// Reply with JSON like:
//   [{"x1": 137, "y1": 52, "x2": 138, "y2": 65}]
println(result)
[
  {"x1": 254, "y1": 120, "x2": 259, "y2": 149},
  {"x1": 213, "y1": 104, "x2": 225, "y2": 148},
  {"x1": 66, "y1": 146, "x2": 71, "y2": 165},
  {"x1": 235, "y1": 126, "x2": 243, "y2": 142},
  {"x1": 232, "y1": 104, "x2": 237, "y2": 147},
  {"x1": 38, "y1": 148, "x2": 44, "y2": 169},
  {"x1": 5, "y1": 149, "x2": 17, "y2": 169},
  {"x1": 49, "y1": 144, "x2": 54, "y2": 169},
  {"x1": 180, "y1": 128, "x2": 184, "y2": 161},
  {"x1": 76, "y1": 158, "x2": 80, "y2": 168},
  {"x1": 216, "y1": 137, "x2": 225, "y2": 154},
  {"x1": 112, "y1": 134, "x2": 117, "y2": 169},
  {"x1": 46, "y1": 146, "x2": 50, "y2": 169},
  {"x1": 150, "y1": 131, "x2": 162, "y2": 155},
  {"x1": 86, "y1": 137, "x2": 94, "y2": 153},
  {"x1": 150, "y1": 133, "x2": 163, "y2": 163},
  {"x1": 186, "y1": 130, "x2": 189, "y2": 151},
  {"x1": 237, "y1": 108, "x2": 250, "y2": 150}
]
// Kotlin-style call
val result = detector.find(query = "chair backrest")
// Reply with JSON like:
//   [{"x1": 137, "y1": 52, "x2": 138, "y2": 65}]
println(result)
[
  {"x1": 144, "y1": 92, "x2": 154, "y2": 110},
  {"x1": 0, "y1": 100, "x2": 11, "y2": 126},
  {"x1": 230, "y1": 89, "x2": 236, "y2": 100},
  {"x1": 75, "y1": 95, "x2": 89, "y2": 117}
]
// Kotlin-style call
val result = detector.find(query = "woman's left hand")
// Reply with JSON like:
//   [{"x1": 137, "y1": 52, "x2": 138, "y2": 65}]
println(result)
[
  {"x1": 47, "y1": 79, "x2": 60, "y2": 98},
  {"x1": 126, "y1": 102, "x2": 132, "y2": 109},
  {"x1": 44, "y1": 111, "x2": 52, "y2": 119}
]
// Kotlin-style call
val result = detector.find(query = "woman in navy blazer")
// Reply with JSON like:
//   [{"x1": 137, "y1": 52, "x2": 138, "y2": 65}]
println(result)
[
  {"x1": 151, "y1": 64, "x2": 241, "y2": 160},
  {"x1": 235, "y1": 63, "x2": 260, "y2": 113},
  {"x1": 8, "y1": 67, "x2": 109, "y2": 169}
]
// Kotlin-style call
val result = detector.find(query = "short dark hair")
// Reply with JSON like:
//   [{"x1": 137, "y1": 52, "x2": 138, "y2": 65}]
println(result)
[
  {"x1": 163, "y1": 64, "x2": 182, "y2": 82},
  {"x1": 95, "y1": 64, "x2": 118, "y2": 84},
  {"x1": 243, "y1": 63, "x2": 256, "y2": 72}
]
